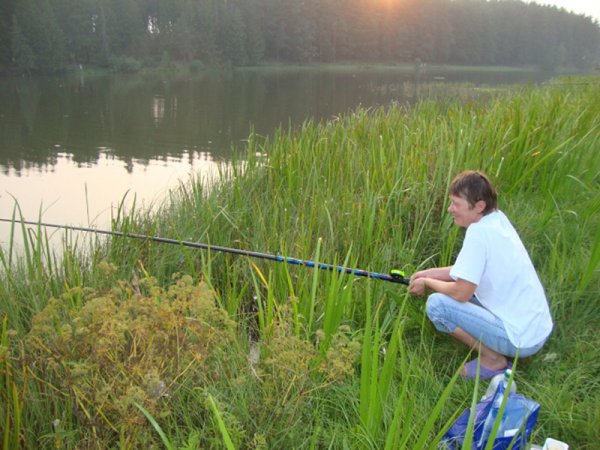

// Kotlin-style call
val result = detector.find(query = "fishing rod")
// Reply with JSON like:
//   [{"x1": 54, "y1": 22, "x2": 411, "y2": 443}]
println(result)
[{"x1": 0, "y1": 218, "x2": 410, "y2": 285}]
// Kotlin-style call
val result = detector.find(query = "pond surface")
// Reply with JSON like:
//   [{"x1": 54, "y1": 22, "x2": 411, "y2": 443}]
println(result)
[{"x1": 0, "y1": 67, "x2": 556, "y2": 250}]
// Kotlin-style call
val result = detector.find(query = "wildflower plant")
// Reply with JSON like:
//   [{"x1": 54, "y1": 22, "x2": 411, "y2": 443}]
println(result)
[{"x1": 24, "y1": 269, "x2": 238, "y2": 442}]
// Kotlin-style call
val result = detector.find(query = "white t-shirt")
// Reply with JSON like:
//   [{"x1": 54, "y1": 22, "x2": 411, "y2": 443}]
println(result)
[{"x1": 449, "y1": 210, "x2": 553, "y2": 348}]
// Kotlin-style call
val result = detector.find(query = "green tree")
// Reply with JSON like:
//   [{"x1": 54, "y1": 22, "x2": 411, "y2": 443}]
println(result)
[
  {"x1": 2, "y1": 0, "x2": 599, "y2": 72},
  {"x1": 104, "y1": 0, "x2": 144, "y2": 59},
  {"x1": 219, "y1": 1, "x2": 247, "y2": 65},
  {"x1": 166, "y1": 0, "x2": 196, "y2": 62},
  {"x1": 50, "y1": 0, "x2": 102, "y2": 65},
  {"x1": 314, "y1": 0, "x2": 339, "y2": 62},
  {"x1": 262, "y1": 0, "x2": 317, "y2": 62},
  {"x1": 193, "y1": 0, "x2": 220, "y2": 64},
  {"x1": 12, "y1": 0, "x2": 67, "y2": 72},
  {"x1": 239, "y1": 0, "x2": 265, "y2": 65}
]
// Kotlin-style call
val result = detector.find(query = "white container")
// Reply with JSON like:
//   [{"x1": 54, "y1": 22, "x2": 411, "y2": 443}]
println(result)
[
  {"x1": 482, "y1": 370, "x2": 517, "y2": 400},
  {"x1": 542, "y1": 437, "x2": 569, "y2": 450}
]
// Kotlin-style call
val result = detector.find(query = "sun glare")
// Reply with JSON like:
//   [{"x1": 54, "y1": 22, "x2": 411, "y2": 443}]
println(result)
[{"x1": 372, "y1": 0, "x2": 402, "y2": 10}]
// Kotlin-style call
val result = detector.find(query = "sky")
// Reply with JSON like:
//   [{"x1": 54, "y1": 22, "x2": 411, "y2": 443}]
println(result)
[{"x1": 526, "y1": 1, "x2": 600, "y2": 22}]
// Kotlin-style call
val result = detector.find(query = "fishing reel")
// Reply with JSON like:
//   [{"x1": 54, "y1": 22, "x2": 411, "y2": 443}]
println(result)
[{"x1": 389, "y1": 269, "x2": 409, "y2": 285}]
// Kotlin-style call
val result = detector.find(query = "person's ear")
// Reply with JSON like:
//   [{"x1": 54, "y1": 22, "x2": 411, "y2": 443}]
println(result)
[{"x1": 474, "y1": 200, "x2": 486, "y2": 214}]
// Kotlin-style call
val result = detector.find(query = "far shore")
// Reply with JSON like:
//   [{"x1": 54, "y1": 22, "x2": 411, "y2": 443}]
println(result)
[{"x1": 14, "y1": 60, "x2": 594, "y2": 79}]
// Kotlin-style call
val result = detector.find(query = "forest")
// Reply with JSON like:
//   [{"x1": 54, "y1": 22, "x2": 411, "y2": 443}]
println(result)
[{"x1": 1, "y1": 0, "x2": 599, "y2": 74}]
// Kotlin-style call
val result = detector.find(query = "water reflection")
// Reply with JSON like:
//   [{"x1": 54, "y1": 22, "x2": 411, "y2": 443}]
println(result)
[
  {"x1": 0, "y1": 68, "x2": 557, "y2": 250},
  {"x1": 1, "y1": 150, "x2": 221, "y2": 229},
  {"x1": 0, "y1": 68, "x2": 555, "y2": 173},
  {"x1": 152, "y1": 95, "x2": 166, "y2": 126}
]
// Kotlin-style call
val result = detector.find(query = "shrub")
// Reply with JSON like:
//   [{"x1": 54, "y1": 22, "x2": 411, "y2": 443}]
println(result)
[{"x1": 109, "y1": 55, "x2": 142, "y2": 73}]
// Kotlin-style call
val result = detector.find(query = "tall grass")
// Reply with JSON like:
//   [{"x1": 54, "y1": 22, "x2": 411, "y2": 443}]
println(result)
[{"x1": 1, "y1": 77, "x2": 599, "y2": 448}]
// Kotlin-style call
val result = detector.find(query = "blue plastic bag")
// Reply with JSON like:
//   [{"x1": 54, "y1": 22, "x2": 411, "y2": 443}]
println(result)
[{"x1": 441, "y1": 390, "x2": 540, "y2": 450}]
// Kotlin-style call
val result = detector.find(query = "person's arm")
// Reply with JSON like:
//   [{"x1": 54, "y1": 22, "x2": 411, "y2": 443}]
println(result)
[
  {"x1": 415, "y1": 277, "x2": 477, "y2": 302},
  {"x1": 411, "y1": 266, "x2": 453, "y2": 282},
  {"x1": 409, "y1": 265, "x2": 477, "y2": 301}
]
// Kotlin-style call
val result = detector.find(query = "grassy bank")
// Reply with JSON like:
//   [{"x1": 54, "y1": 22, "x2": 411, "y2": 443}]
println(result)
[{"x1": 1, "y1": 77, "x2": 599, "y2": 449}]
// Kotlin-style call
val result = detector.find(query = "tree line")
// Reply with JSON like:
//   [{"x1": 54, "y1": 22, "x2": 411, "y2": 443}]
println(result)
[{"x1": 1, "y1": 0, "x2": 599, "y2": 74}]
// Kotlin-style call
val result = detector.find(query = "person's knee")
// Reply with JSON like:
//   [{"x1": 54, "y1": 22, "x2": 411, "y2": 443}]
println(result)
[
  {"x1": 425, "y1": 292, "x2": 447, "y2": 321},
  {"x1": 425, "y1": 293, "x2": 458, "y2": 334}
]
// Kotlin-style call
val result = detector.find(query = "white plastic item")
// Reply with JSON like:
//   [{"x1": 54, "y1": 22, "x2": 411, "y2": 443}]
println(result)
[
  {"x1": 478, "y1": 369, "x2": 512, "y2": 446},
  {"x1": 482, "y1": 370, "x2": 517, "y2": 400},
  {"x1": 542, "y1": 437, "x2": 569, "y2": 450}
]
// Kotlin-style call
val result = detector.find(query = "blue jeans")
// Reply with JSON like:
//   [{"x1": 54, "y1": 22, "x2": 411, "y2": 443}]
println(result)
[{"x1": 425, "y1": 293, "x2": 546, "y2": 358}]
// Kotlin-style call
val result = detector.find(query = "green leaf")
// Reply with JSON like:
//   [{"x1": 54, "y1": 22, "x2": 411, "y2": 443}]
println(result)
[
  {"x1": 134, "y1": 402, "x2": 175, "y2": 450},
  {"x1": 207, "y1": 394, "x2": 236, "y2": 450}
]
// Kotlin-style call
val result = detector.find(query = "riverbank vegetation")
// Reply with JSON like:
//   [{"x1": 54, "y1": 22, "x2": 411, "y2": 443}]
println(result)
[
  {"x1": 2, "y1": 0, "x2": 599, "y2": 75},
  {"x1": 1, "y1": 77, "x2": 599, "y2": 448}
]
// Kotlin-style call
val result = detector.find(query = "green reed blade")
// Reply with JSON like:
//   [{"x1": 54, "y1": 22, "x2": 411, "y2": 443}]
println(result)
[
  {"x1": 134, "y1": 402, "x2": 175, "y2": 450},
  {"x1": 207, "y1": 394, "x2": 236, "y2": 450}
]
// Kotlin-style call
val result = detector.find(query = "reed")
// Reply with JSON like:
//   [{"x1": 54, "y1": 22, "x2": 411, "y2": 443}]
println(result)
[{"x1": 0, "y1": 77, "x2": 599, "y2": 448}]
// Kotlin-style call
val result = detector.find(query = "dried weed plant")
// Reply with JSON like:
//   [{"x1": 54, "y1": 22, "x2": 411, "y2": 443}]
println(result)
[
  {"x1": 256, "y1": 305, "x2": 360, "y2": 428},
  {"x1": 25, "y1": 264, "x2": 238, "y2": 442}
]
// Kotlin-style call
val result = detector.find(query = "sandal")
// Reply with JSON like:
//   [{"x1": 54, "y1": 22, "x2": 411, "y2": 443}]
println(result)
[{"x1": 461, "y1": 359, "x2": 512, "y2": 381}]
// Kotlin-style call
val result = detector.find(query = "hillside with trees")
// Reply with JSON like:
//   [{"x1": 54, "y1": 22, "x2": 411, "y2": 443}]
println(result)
[{"x1": 1, "y1": 0, "x2": 599, "y2": 74}]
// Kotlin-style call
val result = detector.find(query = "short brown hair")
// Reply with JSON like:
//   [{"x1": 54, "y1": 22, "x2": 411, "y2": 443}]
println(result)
[{"x1": 449, "y1": 170, "x2": 497, "y2": 214}]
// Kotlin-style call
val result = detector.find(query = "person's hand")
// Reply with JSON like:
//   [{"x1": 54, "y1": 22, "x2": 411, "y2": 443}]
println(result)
[
  {"x1": 409, "y1": 277, "x2": 427, "y2": 296},
  {"x1": 411, "y1": 270, "x2": 427, "y2": 281}
]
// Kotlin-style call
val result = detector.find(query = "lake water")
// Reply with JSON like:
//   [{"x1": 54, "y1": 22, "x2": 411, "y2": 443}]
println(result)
[{"x1": 0, "y1": 67, "x2": 556, "y2": 250}]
